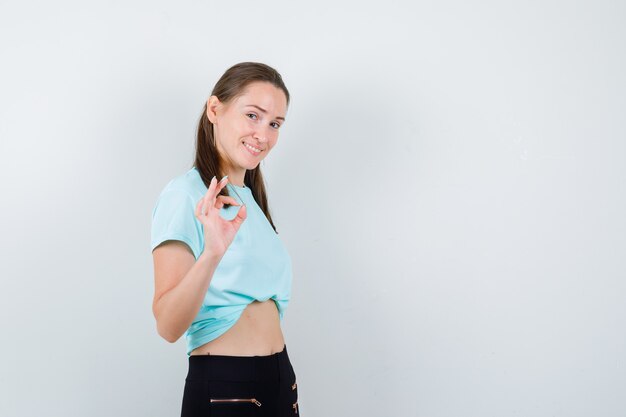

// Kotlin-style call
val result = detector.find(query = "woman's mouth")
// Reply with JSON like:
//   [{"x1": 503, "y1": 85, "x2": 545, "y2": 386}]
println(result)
[{"x1": 243, "y1": 142, "x2": 262, "y2": 156}]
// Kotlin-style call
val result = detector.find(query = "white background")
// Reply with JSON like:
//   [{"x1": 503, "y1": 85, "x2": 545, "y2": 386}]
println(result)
[{"x1": 1, "y1": 1, "x2": 624, "y2": 416}]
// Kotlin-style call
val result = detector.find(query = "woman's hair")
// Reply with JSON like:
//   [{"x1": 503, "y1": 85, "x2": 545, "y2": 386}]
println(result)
[{"x1": 193, "y1": 62, "x2": 290, "y2": 233}]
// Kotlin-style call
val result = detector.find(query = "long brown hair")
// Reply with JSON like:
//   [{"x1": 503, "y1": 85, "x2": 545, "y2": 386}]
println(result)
[{"x1": 192, "y1": 62, "x2": 290, "y2": 233}]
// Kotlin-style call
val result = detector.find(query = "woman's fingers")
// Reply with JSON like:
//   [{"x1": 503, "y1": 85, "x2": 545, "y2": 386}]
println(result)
[
  {"x1": 202, "y1": 176, "x2": 228, "y2": 213},
  {"x1": 216, "y1": 176, "x2": 230, "y2": 195},
  {"x1": 200, "y1": 176, "x2": 238, "y2": 215},
  {"x1": 231, "y1": 203, "x2": 247, "y2": 226},
  {"x1": 215, "y1": 195, "x2": 240, "y2": 209},
  {"x1": 201, "y1": 176, "x2": 217, "y2": 215}
]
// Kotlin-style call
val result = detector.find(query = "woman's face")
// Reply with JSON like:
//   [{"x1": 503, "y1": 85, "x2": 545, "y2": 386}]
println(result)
[{"x1": 207, "y1": 81, "x2": 288, "y2": 176}]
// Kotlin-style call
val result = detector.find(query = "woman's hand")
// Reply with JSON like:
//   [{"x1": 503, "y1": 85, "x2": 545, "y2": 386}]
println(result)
[{"x1": 194, "y1": 176, "x2": 247, "y2": 259}]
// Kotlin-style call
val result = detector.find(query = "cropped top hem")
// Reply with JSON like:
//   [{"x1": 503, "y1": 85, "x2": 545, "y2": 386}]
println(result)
[
  {"x1": 184, "y1": 297, "x2": 287, "y2": 356},
  {"x1": 185, "y1": 307, "x2": 246, "y2": 356}
]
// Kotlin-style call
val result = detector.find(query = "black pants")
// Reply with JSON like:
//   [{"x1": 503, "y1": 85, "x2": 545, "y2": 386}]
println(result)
[{"x1": 181, "y1": 344, "x2": 299, "y2": 416}]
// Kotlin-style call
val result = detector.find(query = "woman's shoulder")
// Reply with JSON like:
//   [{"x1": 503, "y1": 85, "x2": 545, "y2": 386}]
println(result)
[{"x1": 159, "y1": 166, "x2": 206, "y2": 199}]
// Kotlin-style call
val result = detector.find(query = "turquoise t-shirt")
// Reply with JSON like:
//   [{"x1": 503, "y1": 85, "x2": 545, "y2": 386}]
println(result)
[{"x1": 150, "y1": 167, "x2": 292, "y2": 356}]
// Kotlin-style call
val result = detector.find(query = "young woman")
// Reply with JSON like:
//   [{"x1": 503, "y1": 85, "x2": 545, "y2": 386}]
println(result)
[{"x1": 151, "y1": 62, "x2": 299, "y2": 416}]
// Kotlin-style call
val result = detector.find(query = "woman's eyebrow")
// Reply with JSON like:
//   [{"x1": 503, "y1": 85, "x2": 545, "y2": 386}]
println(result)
[{"x1": 245, "y1": 104, "x2": 286, "y2": 121}]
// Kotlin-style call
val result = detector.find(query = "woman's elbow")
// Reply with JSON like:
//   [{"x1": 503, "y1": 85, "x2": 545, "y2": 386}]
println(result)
[
  {"x1": 153, "y1": 307, "x2": 181, "y2": 343},
  {"x1": 156, "y1": 321, "x2": 181, "y2": 343}
]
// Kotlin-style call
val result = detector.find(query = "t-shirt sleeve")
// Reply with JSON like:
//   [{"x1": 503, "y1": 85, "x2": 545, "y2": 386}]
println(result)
[{"x1": 151, "y1": 187, "x2": 204, "y2": 260}]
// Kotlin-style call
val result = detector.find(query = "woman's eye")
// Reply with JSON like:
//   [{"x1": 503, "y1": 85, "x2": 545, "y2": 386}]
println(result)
[{"x1": 247, "y1": 113, "x2": 279, "y2": 129}]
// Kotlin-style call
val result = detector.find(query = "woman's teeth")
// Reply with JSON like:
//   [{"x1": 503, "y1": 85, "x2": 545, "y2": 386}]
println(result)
[{"x1": 244, "y1": 143, "x2": 261, "y2": 153}]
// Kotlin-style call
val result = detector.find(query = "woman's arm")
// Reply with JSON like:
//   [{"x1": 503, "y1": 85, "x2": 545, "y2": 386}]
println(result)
[{"x1": 152, "y1": 240, "x2": 222, "y2": 343}]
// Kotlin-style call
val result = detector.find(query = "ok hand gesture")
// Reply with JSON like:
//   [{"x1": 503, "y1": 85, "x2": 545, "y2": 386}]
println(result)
[{"x1": 194, "y1": 176, "x2": 247, "y2": 259}]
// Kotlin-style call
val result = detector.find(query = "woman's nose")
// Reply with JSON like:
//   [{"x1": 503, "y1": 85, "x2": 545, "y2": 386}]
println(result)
[{"x1": 253, "y1": 127, "x2": 271, "y2": 143}]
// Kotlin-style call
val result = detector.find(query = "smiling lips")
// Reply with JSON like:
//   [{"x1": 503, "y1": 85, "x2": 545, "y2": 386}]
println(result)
[{"x1": 243, "y1": 142, "x2": 263, "y2": 155}]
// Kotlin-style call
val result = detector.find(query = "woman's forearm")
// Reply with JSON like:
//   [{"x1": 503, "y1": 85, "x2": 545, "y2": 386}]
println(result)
[{"x1": 154, "y1": 252, "x2": 222, "y2": 343}]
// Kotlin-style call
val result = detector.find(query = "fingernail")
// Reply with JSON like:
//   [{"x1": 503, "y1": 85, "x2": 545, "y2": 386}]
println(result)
[
  {"x1": 211, "y1": 176, "x2": 216, "y2": 182},
  {"x1": 220, "y1": 175, "x2": 228, "y2": 182}
]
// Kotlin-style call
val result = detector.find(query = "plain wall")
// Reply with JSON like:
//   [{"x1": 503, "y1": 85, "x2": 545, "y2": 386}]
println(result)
[{"x1": 1, "y1": 1, "x2": 624, "y2": 416}]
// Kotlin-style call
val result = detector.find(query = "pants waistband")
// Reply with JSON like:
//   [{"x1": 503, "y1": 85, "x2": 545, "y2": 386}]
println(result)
[{"x1": 186, "y1": 344, "x2": 290, "y2": 382}]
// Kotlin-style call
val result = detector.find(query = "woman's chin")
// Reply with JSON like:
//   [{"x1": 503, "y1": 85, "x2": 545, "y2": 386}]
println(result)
[
  {"x1": 246, "y1": 157, "x2": 264, "y2": 168},
  {"x1": 239, "y1": 161, "x2": 261, "y2": 171}
]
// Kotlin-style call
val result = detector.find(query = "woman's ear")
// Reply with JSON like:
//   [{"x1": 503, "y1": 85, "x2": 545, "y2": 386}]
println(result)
[{"x1": 206, "y1": 95, "x2": 221, "y2": 124}]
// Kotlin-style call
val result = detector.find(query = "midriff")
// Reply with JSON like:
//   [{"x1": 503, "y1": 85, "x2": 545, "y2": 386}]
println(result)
[{"x1": 189, "y1": 299, "x2": 285, "y2": 356}]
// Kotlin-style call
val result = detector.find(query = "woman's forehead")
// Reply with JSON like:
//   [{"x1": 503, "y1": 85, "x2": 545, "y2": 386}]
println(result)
[{"x1": 236, "y1": 84, "x2": 287, "y2": 114}]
